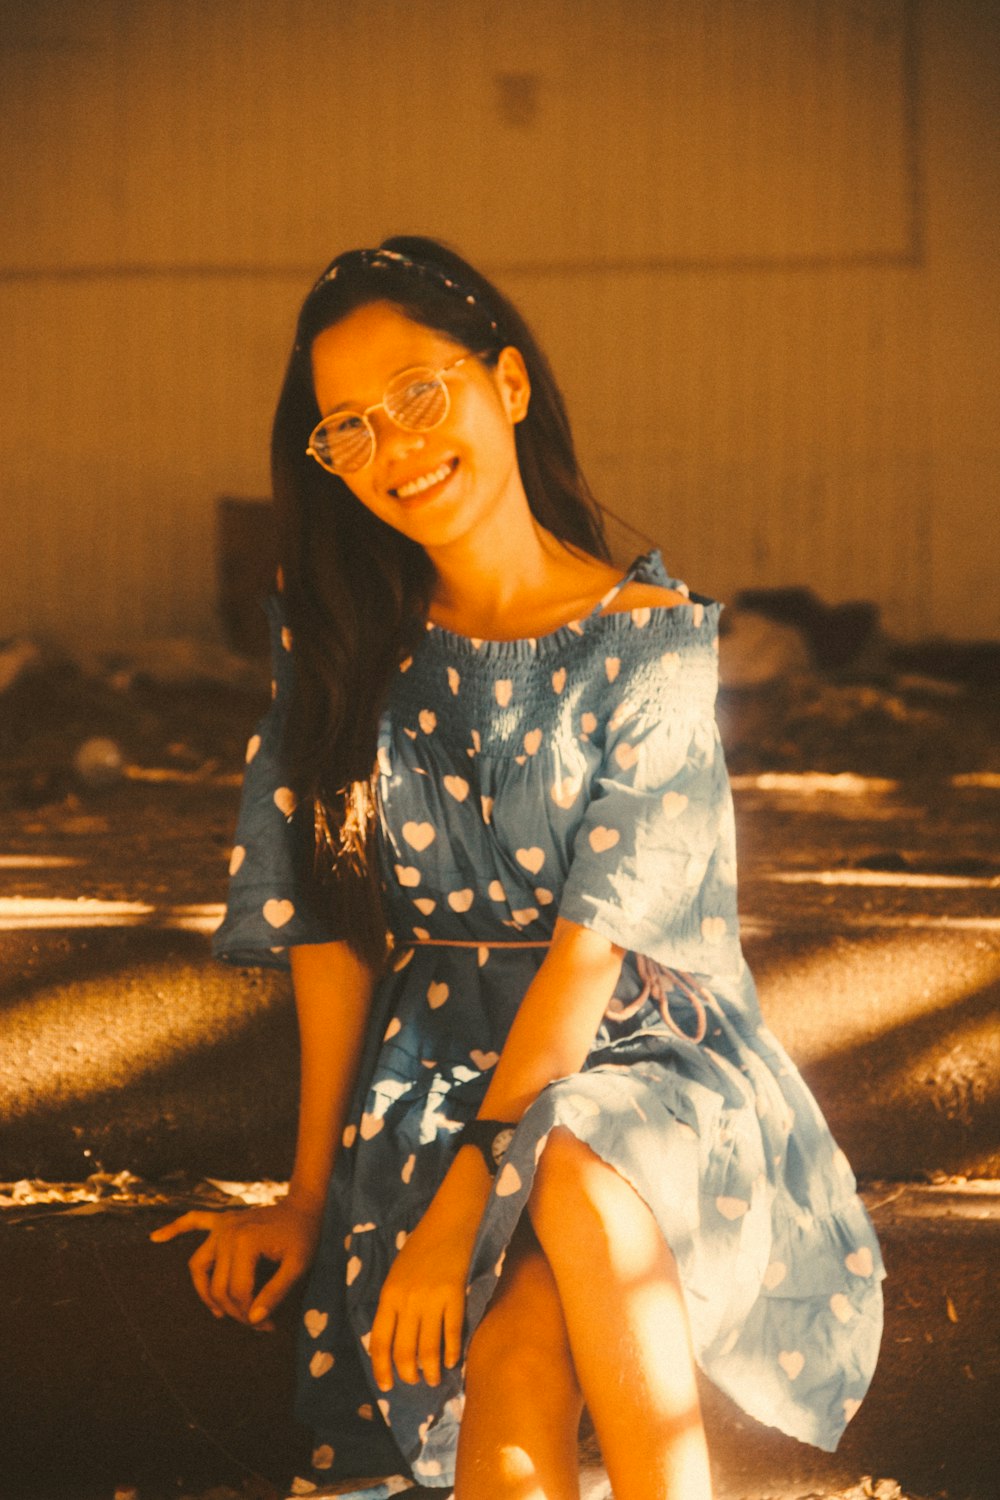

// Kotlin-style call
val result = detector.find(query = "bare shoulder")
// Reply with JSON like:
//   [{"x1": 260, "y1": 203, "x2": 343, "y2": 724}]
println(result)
[{"x1": 602, "y1": 581, "x2": 691, "y2": 615}]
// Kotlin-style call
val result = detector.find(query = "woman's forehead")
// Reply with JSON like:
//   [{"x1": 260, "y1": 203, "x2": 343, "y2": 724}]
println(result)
[{"x1": 310, "y1": 302, "x2": 462, "y2": 402}]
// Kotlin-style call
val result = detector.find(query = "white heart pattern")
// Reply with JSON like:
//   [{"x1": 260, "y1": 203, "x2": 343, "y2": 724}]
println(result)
[
  {"x1": 605, "y1": 657, "x2": 620, "y2": 683},
  {"x1": 614, "y1": 742, "x2": 638, "y2": 770},
  {"x1": 427, "y1": 981, "x2": 450, "y2": 1009},
  {"x1": 395, "y1": 864, "x2": 421, "y2": 887},
  {"x1": 715, "y1": 1195, "x2": 749, "y2": 1221},
  {"x1": 413, "y1": 897, "x2": 436, "y2": 915},
  {"x1": 512, "y1": 907, "x2": 539, "y2": 926},
  {"x1": 516, "y1": 846, "x2": 545, "y2": 874},
  {"x1": 550, "y1": 777, "x2": 582, "y2": 810},
  {"x1": 523, "y1": 728, "x2": 543, "y2": 756},
  {"x1": 488, "y1": 879, "x2": 506, "y2": 901},
  {"x1": 228, "y1": 845, "x2": 245, "y2": 876},
  {"x1": 444, "y1": 775, "x2": 469, "y2": 802},
  {"x1": 309, "y1": 1351, "x2": 335, "y2": 1379},
  {"x1": 359, "y1": 1112, "x2": 384, "y2": 1140},
  {"x1": 403, "y1": 821, "x2": 436, "y2": 851},
  {"x1": 480, "y1": 795, "x2": 494, "y2": 823},
  {"x1": 631, "y1": 607, "x2": 651, "y2": 628},
  {"x1": 262, "y1": 898, "x2": 295, "y2": 928},
  {"x1": 845, "y1": 1246, "x2": 874, "y2": 1278},
  {"x1": 470, "y1": 1049, "x2": 499, "y2": 1071},
  {"x1": 588, "y1": 825, "x2": 620, "y2": 853},
  {"x1": 778, "y1": 1350, "x2": 804, "y2": 1381},
  {"x1": 762, "y1": 1260, "x2": 787, "y2": 1290},
  {"x1": 661, "y1": 791, "x2": 689, "y2": 819},
  {"x1": 273, "y1": 786, "x2": 297, "y2": 817},
  {"x1": 401, "y1": 1153, "x2": 416, "y2": 1184},
  {"x1": 383, "y1": 1017, "x2": 402, "y2": 1041},
  {"x1": 447, "y1": 667, "x2": 460, "y2": 695},
  {"x1": 304, "y1": 1309, "x2": 328, "y2": 1338},
  {"x1": 418, "y1": 709, "x2": 437, "y2": 734},
  {"x1": 551, "y1": 667, "x2": 567, "y2": 694},
  {"x1": 830, "y1": 1293, "x2": 853, "y2": 1323},
  {"x1": 245, "y1": 734, "x2": 261, "y2": 764},
  {"x1": 495, "y1": 679, "x2": 513, "y2": 707},
  {"x1": 580, "y1": 712, "x2": 597, "y2": 735},
  {"x1": 448, "y1": 888, "x2": 474, "y2": 912},
  {"x1": 346, "y1": 1255, "x2": 362, "y2": 1286},
  {"x1": 311, "y1": 1445, "x2": 334, "y2": 1471},
  {"x1": 495, "y1": 1162, "x2": 522, "y2": 1197}
]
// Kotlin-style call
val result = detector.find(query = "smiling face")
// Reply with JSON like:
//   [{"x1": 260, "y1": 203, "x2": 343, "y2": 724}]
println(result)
[{"x1": 309, "y1": 301, "x2": 531, "y2": 553}]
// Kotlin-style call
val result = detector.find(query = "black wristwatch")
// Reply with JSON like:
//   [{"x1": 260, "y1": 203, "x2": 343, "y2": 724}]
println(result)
[{"x1": 458, "y1": 1119, "x2": 516, "y2": 1175}]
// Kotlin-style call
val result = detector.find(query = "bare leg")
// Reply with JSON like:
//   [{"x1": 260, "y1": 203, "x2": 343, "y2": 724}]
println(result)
[
  {"x1": 455, "y1": 1219, "x2": 585, "y2": 1500},
  {"x1": 528, "y1": 1128, "x2": 713, "y2": 1500}
]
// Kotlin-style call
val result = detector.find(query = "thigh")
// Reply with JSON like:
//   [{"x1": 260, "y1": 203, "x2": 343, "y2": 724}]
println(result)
[{"x1": 467, "y1": 1216, "x2": 576, "y2": 1374}]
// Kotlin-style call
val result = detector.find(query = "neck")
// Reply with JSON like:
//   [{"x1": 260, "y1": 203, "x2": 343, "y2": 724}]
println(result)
[{"x1": 426, "y1": 507, "x2": 576, "y2": 637}]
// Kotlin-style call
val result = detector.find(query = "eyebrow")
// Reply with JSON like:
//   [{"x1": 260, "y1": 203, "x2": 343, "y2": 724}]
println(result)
[{"x1": 318, "y1": 358, "x2": 443, "y2": 416}]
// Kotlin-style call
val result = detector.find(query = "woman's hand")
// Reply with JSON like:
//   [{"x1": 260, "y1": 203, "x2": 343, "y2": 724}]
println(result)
[
  {"x1": 150, "y1": 1198, "x2": 323, "y2": 1330},
  {"x1": 369, "y1": 1151, "x2": 490, "y2": 1391}
]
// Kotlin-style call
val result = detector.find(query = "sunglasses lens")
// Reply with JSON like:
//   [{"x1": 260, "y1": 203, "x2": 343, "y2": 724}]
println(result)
[
  {"x1": 310, "y1": 414, "x2": 373, "y2": 473},
  {"x1": 384, "y1": 369, "x2": 448, "y2": 430}
]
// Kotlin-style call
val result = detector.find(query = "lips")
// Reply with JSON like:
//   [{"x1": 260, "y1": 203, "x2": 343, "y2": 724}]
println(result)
[{"x1": 390, "y1": 457, "x2": 459, "y2": 500}]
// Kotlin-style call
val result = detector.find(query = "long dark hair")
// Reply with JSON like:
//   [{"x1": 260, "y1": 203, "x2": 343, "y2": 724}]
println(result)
[{"x1": 271, "y1": 235, "x2": 608, "y2": 965}]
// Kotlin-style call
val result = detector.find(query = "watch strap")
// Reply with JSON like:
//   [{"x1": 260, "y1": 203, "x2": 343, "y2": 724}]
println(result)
[{"x1": 458, "y1": 1118, "x2": 516, "y2": 1175}]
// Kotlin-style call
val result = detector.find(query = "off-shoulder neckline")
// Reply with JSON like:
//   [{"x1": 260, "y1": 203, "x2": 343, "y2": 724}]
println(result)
[{"x1": 422, "y1": 549, "x2": 716, "y2": 656}]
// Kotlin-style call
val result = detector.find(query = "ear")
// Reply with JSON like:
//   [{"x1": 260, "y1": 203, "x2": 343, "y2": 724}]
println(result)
[{"x1": 494, "y1": 346, "x2": 531, "y2": 424}]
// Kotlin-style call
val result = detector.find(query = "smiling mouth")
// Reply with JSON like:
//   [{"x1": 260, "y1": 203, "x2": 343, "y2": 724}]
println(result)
[{"x1": 390, "y1": 458, "x2": 458, "y2": 500}]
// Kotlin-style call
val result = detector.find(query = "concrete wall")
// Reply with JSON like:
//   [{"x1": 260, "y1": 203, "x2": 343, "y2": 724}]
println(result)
[{"x1": 1, "y1": 0, "x2": 997, "y2": 647}]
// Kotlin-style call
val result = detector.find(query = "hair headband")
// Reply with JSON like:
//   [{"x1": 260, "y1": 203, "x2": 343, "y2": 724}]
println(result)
[{"x1": 310, "y1": 247, "x2": 501, "y2": 338}]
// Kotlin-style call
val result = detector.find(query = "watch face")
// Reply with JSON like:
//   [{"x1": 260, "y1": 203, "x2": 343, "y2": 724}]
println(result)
[{"x1": 491, "y1": 1127, "x2": 515, "y2": 1166}]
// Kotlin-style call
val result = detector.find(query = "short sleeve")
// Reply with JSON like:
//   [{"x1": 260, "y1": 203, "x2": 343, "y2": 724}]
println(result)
[
  {"x1": 212, "y1": 596, "x2": 345, "y2": 969},
  {"x1": 558, "y1": 626, "x2": 743, "y2": 978}
]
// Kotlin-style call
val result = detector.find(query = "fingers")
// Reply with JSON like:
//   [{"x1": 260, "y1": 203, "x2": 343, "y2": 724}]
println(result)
[
  {"x1": 370, "y1": 1297, "x2": 398, "y2": 1393},
  {"x1": 249, "y1": 1251, "x2": 310, "y2": 1331},
  {"x1": 148, "y1": 1210, "x2": 216, "y2": 1243},
  {"x1": 370, "y1": 1291, "x2": 464, "y2": 1391},
  {"x1": 152, "y1": 1210, "x2": 266, "y2": 1328},
  {"x1": 187, "y1": 1233, "x2": 224, "y2": 1319},
  {"x1": 443, "y1": 1291, "x2": 465, "y2": 1372}
]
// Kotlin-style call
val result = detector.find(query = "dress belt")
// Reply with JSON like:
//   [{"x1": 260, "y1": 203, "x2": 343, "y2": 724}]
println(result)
[{"x1": 402, "y1": 937, "x2": 552, "y2": 948}]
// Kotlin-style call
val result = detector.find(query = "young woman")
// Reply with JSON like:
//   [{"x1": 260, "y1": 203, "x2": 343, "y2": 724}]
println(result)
[{"x1": 153, "y1": 238, "x2": 884, "y2": 1499}]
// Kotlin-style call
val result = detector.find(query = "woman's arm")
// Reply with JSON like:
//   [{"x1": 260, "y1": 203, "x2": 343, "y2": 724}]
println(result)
[
  {"x1": 368, "y1": 916, "x2": 623, "y2": 1389},
  {"x1": 151, "y1": 939, "x2": 375, "y2": 1328},
  {"x1": 285, "y1": 940, "x2": 376, "y2": 1212},
  {"x1": 475, "y1": 915, "x2": 624, "y2": 1120}
]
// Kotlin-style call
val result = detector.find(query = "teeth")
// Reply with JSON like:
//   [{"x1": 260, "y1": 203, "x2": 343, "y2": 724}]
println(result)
[{"x1": 395, "y1": 461, "x2": 453, "y2": 499}]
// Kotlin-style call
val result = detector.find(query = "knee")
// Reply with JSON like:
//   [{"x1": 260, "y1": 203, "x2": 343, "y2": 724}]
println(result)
[{"x1": 528, "y1": 1127, "x2": 602, "y2": 1235}]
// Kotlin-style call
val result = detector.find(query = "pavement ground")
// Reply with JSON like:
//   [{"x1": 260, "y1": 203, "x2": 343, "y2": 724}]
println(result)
[{"x1": 1, "y1": 667, "x2": 998, "y2": 1500}]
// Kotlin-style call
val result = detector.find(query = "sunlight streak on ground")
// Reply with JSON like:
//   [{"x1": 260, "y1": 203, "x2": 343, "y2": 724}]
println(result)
[
  {"x1": 752, "y1": 931, "x2": 1000, "y2": 1064},
  {"x1": 730, "y1": 772, "x2": 900, "y2": 794},
  {"x1": 0, "y1": 855, "x2": 84, "y2": 869},
  {"x1": 768, "y1": 871, "x2": 1000, "y2": 889},
  {"x1": 0, "y1": 898, "x2": 224, "y2": 931}
]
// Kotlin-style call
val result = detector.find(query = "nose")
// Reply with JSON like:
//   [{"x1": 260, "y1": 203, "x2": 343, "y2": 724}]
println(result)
[{"x1": 372, "y1": 411, "x2": 427, "y2": 460}]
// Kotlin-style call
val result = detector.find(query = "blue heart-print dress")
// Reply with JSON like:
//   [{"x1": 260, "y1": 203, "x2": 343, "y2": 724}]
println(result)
[{"x1": 213, "y1": 550, "x2": 884, "y2": 1490}]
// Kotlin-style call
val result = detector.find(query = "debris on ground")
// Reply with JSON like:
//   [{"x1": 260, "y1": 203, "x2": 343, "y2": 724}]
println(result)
[{"x1": 0, "y1": 1171, "x2": 288, "y2": 1221}]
